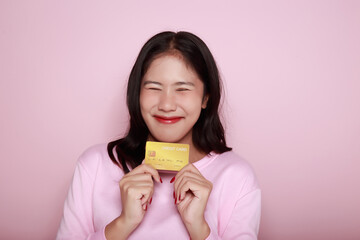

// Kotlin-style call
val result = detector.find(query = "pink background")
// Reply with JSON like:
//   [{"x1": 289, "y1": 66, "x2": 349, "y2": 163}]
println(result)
[{"x1": 1, "y1": 1, "x2": 359, "y2": 239}]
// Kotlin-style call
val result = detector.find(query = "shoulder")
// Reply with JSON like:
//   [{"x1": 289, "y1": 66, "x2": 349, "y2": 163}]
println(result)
[
  {"x1": 76, "y1": 143, "x2": 115, "y2": 177},
  {"x1": 210, "y1": 151, "x2": 256, "y2": 176},
  {"x1": 79, "y1": 143, "x2": 108, "y2": 158},
  {"x1": 216, "y1": 151, "x2": 254, "y2": 172},
  {"x1": 78, "y1": 143, "x2": 108, "y2": 164},
  {"x1": 203, "y1": 151, "x2": 260, "y2": 192}
]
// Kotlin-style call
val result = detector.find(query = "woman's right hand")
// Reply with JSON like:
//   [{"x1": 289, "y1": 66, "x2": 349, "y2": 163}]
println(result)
[{"x1": 105, "y1": 164, "x2": 162, "y2": 240}]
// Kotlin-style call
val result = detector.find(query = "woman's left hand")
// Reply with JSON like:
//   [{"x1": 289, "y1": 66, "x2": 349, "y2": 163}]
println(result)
[{"x1": 172, "y1": 164, "x2": 212, "y2": 240}]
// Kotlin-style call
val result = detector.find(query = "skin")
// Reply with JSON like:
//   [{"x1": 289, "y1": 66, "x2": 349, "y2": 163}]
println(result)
[{"x1": 105, "y1": 55, "x2": 212, "y2": 240}]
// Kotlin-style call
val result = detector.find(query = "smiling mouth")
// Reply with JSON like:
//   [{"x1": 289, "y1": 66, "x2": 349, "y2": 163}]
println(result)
[{"x1": 154, "y1": 115, "x2": 183, "y2": 124}]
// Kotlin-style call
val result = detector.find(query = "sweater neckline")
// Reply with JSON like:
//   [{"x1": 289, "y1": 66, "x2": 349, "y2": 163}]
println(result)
[{"x1": 193, "y1": 151, "x2": 219, "y2": 170}]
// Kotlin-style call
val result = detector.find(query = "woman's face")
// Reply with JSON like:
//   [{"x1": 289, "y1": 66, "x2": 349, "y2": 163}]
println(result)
[{"x1": 140, "y1": 55, "x2": 208, "y2": 144}]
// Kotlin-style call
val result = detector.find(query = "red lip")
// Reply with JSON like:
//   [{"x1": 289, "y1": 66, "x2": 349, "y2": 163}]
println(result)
[{"x1": 154, "y1": 115, "x2": 182, "y2": 124}]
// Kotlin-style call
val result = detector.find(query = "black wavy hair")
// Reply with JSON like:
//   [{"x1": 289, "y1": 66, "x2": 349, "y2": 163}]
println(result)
[{"x1": 107, "y1": 31, "x2": 231, "y2": 173}]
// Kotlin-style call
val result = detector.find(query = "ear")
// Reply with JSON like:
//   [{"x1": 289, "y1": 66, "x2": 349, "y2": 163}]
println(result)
[{"x1": 201, "y1": 95, "x2": 209, "y2": 109}]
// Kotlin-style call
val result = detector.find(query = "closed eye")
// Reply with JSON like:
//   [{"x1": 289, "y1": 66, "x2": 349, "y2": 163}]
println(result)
[
  {"x1": 176, "y1": 88, "x2": 190, "y2": 91},
  {"x1": 147, "y1": 87, "x2": 161, "y2": 91},
  {"x1": 143, "y1": 80, "x2": 162, "y2": 91}
]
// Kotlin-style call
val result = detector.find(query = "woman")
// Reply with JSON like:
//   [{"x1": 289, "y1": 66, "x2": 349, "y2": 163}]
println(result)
[{"x1": 57, "y1": 31, "x2": 261, "y2": 240}]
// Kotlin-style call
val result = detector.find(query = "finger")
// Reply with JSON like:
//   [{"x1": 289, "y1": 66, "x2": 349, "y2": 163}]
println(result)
[
  {"x1": 173, "y1": 164, "x2": 210, "y2": 203},
  {"x1": 120, "y1": 173, "x2": 154, "y2": 193},
  {"x1": 176, "y1": 176, "x2": 207, "y2": 202},
  {"x1": 178, "y1": 163, "x2": 201, "y2": 175},
  {"x1": 126, "y1": 185, "x2": 153, "y2": 204},
  {"x1": 127, "y1": 164, "x2": 162, "y2": 183},
  {"x1": 122, "y1": 172, "x2": 154, "y2": 183},
  {"x1": 175, "y1": 169, "x2": 213, "y2": 202},
  {"x1": 142, "y1": 203, "x2": 147, "y2": 211},
  {"x1": 173, "y1": 169, "x2": 206, "y2": 194},
  {"x1": 174, "y1": 164, "x2": 203, "y2": 184},
  {"x1": 173, "y1": 168, "x2": 200, "y2": 202},
  {"x1": 120, "y1": 174, "x2": 154, "y2": 196}
]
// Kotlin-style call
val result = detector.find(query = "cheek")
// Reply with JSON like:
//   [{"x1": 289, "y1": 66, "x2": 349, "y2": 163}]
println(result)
[
  {"x1": 181, "y1": 97, "x2": 203, "y2": 115},
  {"x1": 140, "y1": 92, "x2": 158, "y2": 112},
  {"x1": 140, "y1": 90, "x2": 150, "y2": 106},
  {"x1": 139, "y1": 93, "x2": 149, "y2": 116}
]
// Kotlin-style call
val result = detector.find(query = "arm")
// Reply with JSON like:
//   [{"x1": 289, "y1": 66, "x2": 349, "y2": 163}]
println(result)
[
  {"x1": 56, "y1": 158, "x2": 106, "y2": 240},
  {"x1": 200, "y1": 188, "x2": 261, "y2": 240},
  {"x1": 220, "y1": 189, "x2": 261, "y2": 240}
]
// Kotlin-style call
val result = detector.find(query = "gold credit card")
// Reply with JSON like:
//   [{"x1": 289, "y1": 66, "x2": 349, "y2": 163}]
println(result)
[{"x1": 144, "y1": 141, "x2": 189, "y2": 171}]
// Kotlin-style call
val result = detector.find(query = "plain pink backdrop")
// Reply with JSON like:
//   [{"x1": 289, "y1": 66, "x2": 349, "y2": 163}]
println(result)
[{"x1": 1, "y1": 0, "x2": 359, "y2": 239}]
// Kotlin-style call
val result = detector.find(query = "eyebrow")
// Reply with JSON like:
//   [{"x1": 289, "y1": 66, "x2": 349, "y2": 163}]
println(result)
[
  {"x1": 143, "y1": 80, "x2": 162, "y2": 86},
  {"x1": 174, "y1": 81, "x2": 195, "y2": 87},
  {"x1": 143, "y1": 80, "x2": 195, "y2": 87}
]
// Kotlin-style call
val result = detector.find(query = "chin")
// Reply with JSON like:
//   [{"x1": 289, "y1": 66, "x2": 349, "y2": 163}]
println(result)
[
  {"x1": 150, "y1": 133, "x2": 189, "y2": 144},
  {"x1": 152, "y1": 137, "x2": 182, "y2": 143},
  {"x1": 148, "y1": 128, "x2": 193, "y2": 144}
]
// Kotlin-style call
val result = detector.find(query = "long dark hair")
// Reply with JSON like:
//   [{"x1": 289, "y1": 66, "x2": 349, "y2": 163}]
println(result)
[{"x1": 108, "y1": 31, "x2": 231, "y2": 173}]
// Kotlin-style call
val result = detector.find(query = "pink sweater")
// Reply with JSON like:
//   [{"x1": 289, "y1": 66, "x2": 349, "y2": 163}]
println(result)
[{"x1": 57, "y1": 144, "x2": 261, "y2": 239}]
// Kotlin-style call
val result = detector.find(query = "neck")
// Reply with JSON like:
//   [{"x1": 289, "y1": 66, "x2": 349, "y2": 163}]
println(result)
[
  {"x1": 188, "y1": 142, "x2": 207, "y2": 164},
  {"x1": 189, "y1": 151, "x2": 206, "y2": 163}
]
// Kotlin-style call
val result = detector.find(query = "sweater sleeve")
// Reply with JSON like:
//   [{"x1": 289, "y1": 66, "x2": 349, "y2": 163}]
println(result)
[
  {"x1": 56, "y1": 156, "x2": 106, "y2": 240},
  {"x1": 222, "y1": 189, "x2": 261, "y2": 240},
  {"x1": 204, "y1": 188, "x2": 261, "y2": 240}
]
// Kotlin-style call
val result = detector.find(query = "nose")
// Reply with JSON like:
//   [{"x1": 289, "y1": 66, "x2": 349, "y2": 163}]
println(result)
[{"x1": 158, "y1": 91, "x2": 176, "y2": 112}]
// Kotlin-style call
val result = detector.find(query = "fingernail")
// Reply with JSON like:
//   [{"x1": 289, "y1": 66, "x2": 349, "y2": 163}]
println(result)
[
  {"x1": 160, "y1": 177, "x2": 163, "y2": 183},
  {"x1": 170, "y1": 176, "x2": 175, "y2": 183},
  {"x1": 149, "y1": 197, "x2": 152, "y2": 205},
  {"x1": 175, "y1": 198, "x2": 177, "y2": 204},
  {"x1": 145, "y1": 204, "x2": 148, "y2": 211},
  {"x1": 173, "y1": 191, "x2": 175, "y2": 199},
  {"x1": 178, "y1": 194, "x2": 181, "y2": 201}
]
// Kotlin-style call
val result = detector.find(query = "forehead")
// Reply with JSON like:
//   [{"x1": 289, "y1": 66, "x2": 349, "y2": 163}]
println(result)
[{"x1": 144, "y1": 55, "x2": 199, "y2": 82}]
